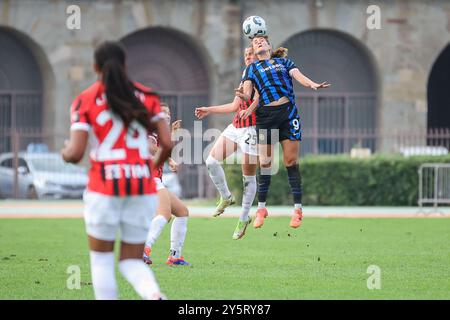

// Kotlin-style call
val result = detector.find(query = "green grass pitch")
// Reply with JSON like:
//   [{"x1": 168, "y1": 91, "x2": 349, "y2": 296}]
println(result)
[{"x1": 0, "y1": 217, "x2": 449, "y2": 299}]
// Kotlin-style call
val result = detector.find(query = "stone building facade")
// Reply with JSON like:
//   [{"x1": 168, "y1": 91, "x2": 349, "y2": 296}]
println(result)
[{"x1": 1, "y1": 0, "x2": 449, "y2": 155}]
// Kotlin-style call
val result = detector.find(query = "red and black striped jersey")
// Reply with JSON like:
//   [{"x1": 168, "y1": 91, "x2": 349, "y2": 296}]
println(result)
[
  {"x1": 232, "y1": 99, "x2": 256, "y2": 128},
  {"x1": 70, "y1": 81, "x2": 163, "y2": 196}
]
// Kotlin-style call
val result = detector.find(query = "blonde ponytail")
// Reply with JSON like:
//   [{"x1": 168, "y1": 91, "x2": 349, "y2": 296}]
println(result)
[{"x1": 272, "y1": 47, "x2": 288, "y2": 58}]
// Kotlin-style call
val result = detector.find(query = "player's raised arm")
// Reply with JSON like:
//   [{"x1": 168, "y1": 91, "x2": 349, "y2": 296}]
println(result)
[
  {"x1": 235, "y1": 79, "x2": 254, "y2": 103},
  {"x1": 289, "y1": 68, "x2": 330, "y2": 90}
]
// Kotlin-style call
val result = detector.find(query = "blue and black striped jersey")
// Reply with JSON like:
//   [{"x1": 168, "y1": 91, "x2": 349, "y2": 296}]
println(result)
[{"x1": 242, "y1": 58, "x2": 298, "y2": 106}]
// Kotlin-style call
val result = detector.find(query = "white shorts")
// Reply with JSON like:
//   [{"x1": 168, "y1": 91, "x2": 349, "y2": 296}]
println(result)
[
  {"x1": 154, "y1": 177, "x2": 165, "y2": 191},
  {"x1": 221, "y1": 124, "x2": 258, "y2": 156},
  {"x1": 83, "y1": 191, "x2": 158, "y2": 244}
]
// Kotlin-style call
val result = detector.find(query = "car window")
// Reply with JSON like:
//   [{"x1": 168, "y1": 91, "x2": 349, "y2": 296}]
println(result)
[
  {"x1": 0, "y1": 158, "x2": 13, "y2": 168},
  {"x1": 18, "y1": 158, "x2": 29, "y2": 170},
  {"x1": 28, "y1": 156, "x2": 86, "y2": 174}
]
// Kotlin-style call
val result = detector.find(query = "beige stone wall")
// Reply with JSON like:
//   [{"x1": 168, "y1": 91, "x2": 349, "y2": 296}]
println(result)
[
  {"x1": 242, "y1": 0, "x2": 450, "y2": 134},
  {"x1": 0, "y1": 0, "x2": 449, "y2": 137}
]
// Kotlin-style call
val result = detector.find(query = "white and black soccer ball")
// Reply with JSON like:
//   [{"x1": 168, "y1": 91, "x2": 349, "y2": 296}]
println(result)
[{"x1": 242, "y1": 16, "x2": 267, "y2": 39}]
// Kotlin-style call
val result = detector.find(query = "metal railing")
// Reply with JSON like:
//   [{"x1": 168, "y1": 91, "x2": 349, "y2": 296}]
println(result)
[
  {"x1": 0, "y1": 129, "x2": 216, "y2": 200},
  {"x1": 418, "y1": 164, "x2": 450, "y2": 212},
  {"x1": 178, "y1": 164, "x2": 216, "y2": 199},
  {"x1": 300, "y1": 128, "x2": 450, "y2": 155},
  {"x1": 298, "y1": 92, "x2": 377, "y2": 154}
]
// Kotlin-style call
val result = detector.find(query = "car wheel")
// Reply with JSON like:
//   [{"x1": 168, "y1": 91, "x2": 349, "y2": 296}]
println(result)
[{"x1": 27, "y1": 185, "x2": 39, "y2": 199}]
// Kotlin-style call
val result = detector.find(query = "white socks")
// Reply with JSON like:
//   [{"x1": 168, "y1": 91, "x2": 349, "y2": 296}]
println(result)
[
  {"x1": 205, "y1": 155, "x2": 231, "y2": 199},
  {"x1": 119, "y1": 259, "x2": 161, "y2": 300},
  {"x1": 90, "y1": 252, "x2": 162, "y2": 300},
  {"x1": 145, "y1": 215, "x2": 189, "y2": 259},
  {"x1": 241, "y1": 175, "x2": 256, "y2": 221},
  {"x1": 89, "y1": 251, "x2": 118, "y2": 300},
  {"x1": 145, "y1": 215, "x2": 169, "y2": 248},
  {"x1": 295, "y1": 203, "x2": 302, "y2": 210},
  {"x1": 258, "y1": 202, "x2": 266, "y2": 209},
  {"x1": 170, "y1": 217, "x2": 188, "y2": 258}
]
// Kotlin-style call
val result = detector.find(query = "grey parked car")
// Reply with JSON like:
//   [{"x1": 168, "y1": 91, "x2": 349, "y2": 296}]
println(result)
[{"x1": 0, "y1": 152, "x2": 88, "y2": 199}]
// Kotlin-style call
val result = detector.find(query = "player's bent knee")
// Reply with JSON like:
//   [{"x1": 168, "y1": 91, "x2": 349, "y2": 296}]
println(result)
[
  {"x1": 284, "y1": 159, "x2": 298, "y2": 167},
  {"x1": 173, "y1": 205, "x2": 189, "y2": 217},
  {"x1": 180, "y1": 207, "x2": 189, "y2": 217},
  {"x1": 242, "y1": 163, "x2": 258, "y2": 176},
  {"x1": 88, "y1": 235, "x2": 115, "y2": 252},
  {"x1": 119, "y1": 241, "x2": 146, "y2": 261},
  {"x1": 260, "y1": 160, "x2": 272, "y2": 168},
  {"x1": 259, "y1": 155, "x2": 272, "y2": 168}
]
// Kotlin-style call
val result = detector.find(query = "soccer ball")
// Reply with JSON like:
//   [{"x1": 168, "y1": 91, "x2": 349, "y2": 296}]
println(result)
[{"x1": 242, "y1": 16, "x2": 267, "y2": 39}]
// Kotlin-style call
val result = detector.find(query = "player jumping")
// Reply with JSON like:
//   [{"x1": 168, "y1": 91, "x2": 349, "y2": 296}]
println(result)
[
  {"x1": 194, "y1": 46, "x2": 259, "y2": 240},
  {"x1": 237, "y1": 36, "x2": 330, "y2": 229}
]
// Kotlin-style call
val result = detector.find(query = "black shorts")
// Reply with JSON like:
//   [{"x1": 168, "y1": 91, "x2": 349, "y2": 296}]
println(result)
[{"x1": 255, "y1": 102, "x2": 302, "y2": 145}]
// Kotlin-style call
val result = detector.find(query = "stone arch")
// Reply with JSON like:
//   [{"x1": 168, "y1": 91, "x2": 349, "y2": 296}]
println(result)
[
  {"x1": 427, "y1": 44, "x2": 450, "y2": 130},
  {"x1": 121, "y1": 27, "x2": 211, "y2": 131},
  {"x1": 0, "y1": 26, "x2": 54, "y2": 152}
]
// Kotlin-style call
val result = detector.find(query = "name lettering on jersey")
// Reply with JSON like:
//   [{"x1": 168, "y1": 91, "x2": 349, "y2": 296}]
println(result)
[
  {"x1": 260, "y1": 63, "x2": 286, "y2": 73},
  {"x1": 104, "y1": 164, "x2": 151, "y2": 180}
]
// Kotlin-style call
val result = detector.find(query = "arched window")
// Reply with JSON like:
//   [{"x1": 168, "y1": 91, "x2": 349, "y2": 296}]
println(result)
[
  {"x1": 281, "y1": 30, "x2": 378, "y2": 154},
  {"x1": 121, "y1": 27, "x2": 210, "y2": 131},
  {"x1": 428, "y1": 44, "x2": 450, "y2": 131},
  {"x1": 0, "y1": 27, "x2": 43, "y2": 152}
]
